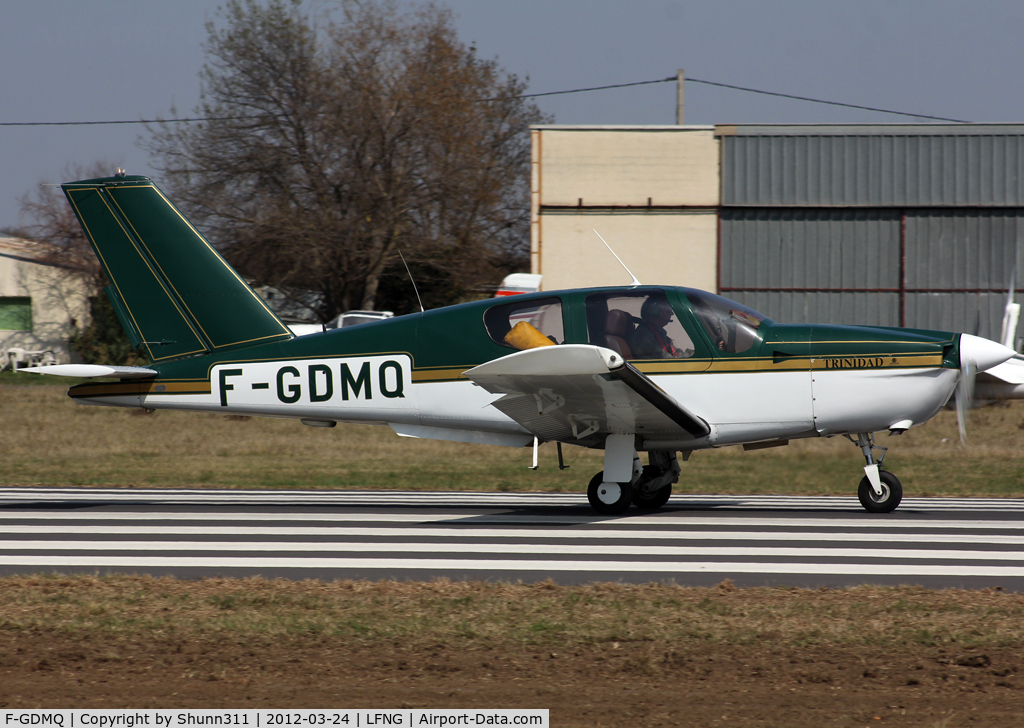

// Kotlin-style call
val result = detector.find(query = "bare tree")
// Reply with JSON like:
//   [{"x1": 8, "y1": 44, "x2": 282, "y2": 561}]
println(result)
[
  {"x1": 17, "y1": 161, "x2": 114, "y2": 292},
  {"x1": 16, "y1": 161, "x2": 144, "y2": 365},
  {"x1": 147, "y1": 0, "x2": 547, "y2": 319}
]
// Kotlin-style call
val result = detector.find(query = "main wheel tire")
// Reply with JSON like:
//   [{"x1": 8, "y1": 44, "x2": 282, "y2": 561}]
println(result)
[
  {"x1": 632, "y1": 465, "x2": 672, "y2": 509},
  {"x1": 857, "y1": 470, "x2": 903, "y2": 513},
  {"x1": 587, "y1": 471, "x2": 634, "y2": 515}
]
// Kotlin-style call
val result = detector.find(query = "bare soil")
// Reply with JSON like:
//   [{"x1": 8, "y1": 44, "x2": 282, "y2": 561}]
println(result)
[
  {"x1": 1, "y1": 631, "x2": 1020, "y2": 726},
  {"x1": 1, "y1": 578, "x2": 1022, "y2": 726}
]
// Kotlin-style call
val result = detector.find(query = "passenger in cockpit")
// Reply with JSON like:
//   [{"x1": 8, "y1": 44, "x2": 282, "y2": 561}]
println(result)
[{"x1": 633, "y1": 297, "x2": 692, "y2": 359}]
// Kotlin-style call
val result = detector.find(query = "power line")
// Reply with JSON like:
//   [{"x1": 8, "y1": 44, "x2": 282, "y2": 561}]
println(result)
[
  {"x1": 515, "y1": 77, "x2": 677, "y2": 99},
  {"x1": 686, "y1": 76, "x2": 970, "y2": 124},
  {"x1": 0, "y1": 115, "x2": 255, "y2": 127},
  {"x1": 521, "y1": 75, "x2": 970, "y2": 123},
  {"x1": 0, "y1": 75, "x2": 970, "y2": 126}
]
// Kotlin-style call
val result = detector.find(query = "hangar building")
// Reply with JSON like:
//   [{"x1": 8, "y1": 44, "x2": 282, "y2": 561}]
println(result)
[
  {"x1": 0, "y1": 237, "x2": 89, "y2": 369},
  {"x1": 531, "y1": 124, "x2": 1024, "y2": 343}
]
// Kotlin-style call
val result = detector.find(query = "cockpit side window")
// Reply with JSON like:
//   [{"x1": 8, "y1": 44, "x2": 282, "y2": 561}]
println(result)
[
  {"x1": 584, "y1": 290, "x2": 695, "y2": 361},
  {"x1": 682, "y1": 290, "x2": 767, "y2": 354},
  {"x1": 484, "y1": 297, "x2": 565, "y2": 350}
]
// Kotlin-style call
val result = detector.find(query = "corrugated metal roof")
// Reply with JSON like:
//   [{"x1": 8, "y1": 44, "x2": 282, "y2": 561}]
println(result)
[
  {"x1": 722, "y1": 130, "x2": 1024, "y2": 207},
  {"x1": 719, "y1": 124, "x2": 1024, "y2": 136}
]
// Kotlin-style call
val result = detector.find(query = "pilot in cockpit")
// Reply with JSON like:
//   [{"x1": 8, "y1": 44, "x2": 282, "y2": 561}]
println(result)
[{"x1": 632, "y1": 297, "x2": 694, "y2": 359}]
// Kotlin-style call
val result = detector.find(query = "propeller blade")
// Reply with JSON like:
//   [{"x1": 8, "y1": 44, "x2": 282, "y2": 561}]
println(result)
[
  {"x1": 953, "y1": 335, "x2": 1012, "y2": 446},
  {"x1": 955, "y1": 358, "x2": 975, "y2": 445},
  {"x1": 1001, "y1": 267, "x2": 1020, "y2": 350}
]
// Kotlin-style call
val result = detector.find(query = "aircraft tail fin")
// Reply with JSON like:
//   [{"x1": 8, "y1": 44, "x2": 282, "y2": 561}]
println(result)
[{"x1": 62, "y1": 175, "x2": 293, "y2": 362}]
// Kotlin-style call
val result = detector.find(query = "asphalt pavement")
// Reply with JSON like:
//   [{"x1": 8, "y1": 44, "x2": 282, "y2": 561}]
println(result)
[{"x1": 1, "y1": 487, "x2": 1023, "y2": 590}]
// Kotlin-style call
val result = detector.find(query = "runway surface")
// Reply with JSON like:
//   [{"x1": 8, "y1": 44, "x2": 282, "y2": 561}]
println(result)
[{"x1": 1, "y1": 487, "x2": 1023, "y2": 589}]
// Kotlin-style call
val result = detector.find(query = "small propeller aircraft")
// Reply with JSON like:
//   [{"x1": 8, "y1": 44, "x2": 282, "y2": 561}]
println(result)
[{"x1": 23, "y1": 174, "x2": 1022, "y2": 515}]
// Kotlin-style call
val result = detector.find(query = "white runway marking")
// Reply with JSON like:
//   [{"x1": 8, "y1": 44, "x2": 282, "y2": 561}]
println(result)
[
  {"x1": 1, "y1": 539, "x2": 1022, "y2": 562},
  {"x1": 5, "y1": 524, "x2": 1024, "y2": 545},
  {"x1": 3, "y1": 487, "x2": 1024, "y2": 510},
  {"x1": 2, "y1": 488, "x2": 1023, "y2": 586},
  {"x1": 2, "y1": 555, "x2": 1024, "y2": 579}
]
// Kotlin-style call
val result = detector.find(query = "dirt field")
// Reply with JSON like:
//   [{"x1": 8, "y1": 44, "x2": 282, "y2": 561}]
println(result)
[
  {"x1": 5, "y1": 383, "x2": 1024, "y2": 724},
  {"x1": 1, "y1": 577, "x2": 1021, "y2": 726},
  {"x1": 3, "y1": 632, "x2": 1020, "y2": 726}
]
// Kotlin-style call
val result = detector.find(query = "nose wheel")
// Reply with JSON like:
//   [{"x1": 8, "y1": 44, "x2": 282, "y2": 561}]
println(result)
[
  {"x1": 848, "y1": 433, "x2": 903, "y2": 513},
  {"x1": 858, "y1": 469, "x2": 903, "y2": 513}
]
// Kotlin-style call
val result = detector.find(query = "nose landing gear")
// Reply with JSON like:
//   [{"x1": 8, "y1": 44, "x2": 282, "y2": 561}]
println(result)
[{"x1": 849, "y1": 433, "x2": 903, "y2": 513}]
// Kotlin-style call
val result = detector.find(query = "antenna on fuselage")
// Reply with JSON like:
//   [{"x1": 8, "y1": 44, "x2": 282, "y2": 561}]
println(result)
[
  {"x1": 397, "y1": 249, "x2": 425, "y2": 313},
  {"x1": 593, "y1": 229, "x2": 641, "y2": 286}
]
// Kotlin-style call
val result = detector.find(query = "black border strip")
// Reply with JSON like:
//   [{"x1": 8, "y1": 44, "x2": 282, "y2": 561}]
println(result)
[{"x1": 610, "y1": 363, "x2": 711, "y2": 438}]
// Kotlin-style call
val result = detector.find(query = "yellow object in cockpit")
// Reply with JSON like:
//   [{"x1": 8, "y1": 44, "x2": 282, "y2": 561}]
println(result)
[{"x1": 503, "y1": 321, "x2": 556, "y2": 350}]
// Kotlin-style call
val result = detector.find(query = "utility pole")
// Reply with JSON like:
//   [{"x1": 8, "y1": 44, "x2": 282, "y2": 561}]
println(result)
[{"x1": 676, "y1": 68, "x2": 684, "y2": 125}]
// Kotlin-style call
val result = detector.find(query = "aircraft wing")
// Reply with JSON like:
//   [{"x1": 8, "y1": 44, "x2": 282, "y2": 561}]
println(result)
[
  {"x1": 978, "y1": 356, "x2": 1024, "y2": 384},
  {"x1": 464, "y1": 345, "x2": 710, "y2": 443}
]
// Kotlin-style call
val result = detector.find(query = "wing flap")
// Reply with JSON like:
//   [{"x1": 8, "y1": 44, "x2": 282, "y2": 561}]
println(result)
[{"x1": 465, "y1": 345, "x2": 710, "y2": 442}]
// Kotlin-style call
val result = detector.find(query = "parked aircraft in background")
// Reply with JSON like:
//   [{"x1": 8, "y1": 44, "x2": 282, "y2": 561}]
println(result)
[
  {"x1": 287, "y1": 310, "x2": 394, "y2": 337},
  {"x1": 23, "y1": 174, "x2": 1019, "y2": 515},
  {"x1": 495, "y1": 273, "x2": 542, "y2": 297}
]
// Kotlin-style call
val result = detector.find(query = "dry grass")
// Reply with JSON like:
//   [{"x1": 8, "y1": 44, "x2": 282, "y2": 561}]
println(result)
[
  {"x1": 3, "y1": 383, "x2": 1024, "y2": 495},
  {"x1": 2, "y1": 575, "x2": 1023, "y2": 651}
]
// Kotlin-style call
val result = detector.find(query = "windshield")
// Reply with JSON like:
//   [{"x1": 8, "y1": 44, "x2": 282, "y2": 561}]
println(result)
[{"x1": 682, "y1": 289, "x2": 769, "y2": 354}]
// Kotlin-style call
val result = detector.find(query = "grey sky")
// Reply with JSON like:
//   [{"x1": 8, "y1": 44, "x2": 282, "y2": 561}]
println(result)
[{"x1": 2, "y1": 0, "x2": 1022, "y2": 230}]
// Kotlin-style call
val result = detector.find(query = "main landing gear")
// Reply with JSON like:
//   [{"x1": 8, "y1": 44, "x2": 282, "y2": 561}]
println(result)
[
  {"x1": 848, "y1": 432, "x2": 903, "y2": 513},
  {"x1": 586, "y1": 440, "x2": 680, "y2": 515}
]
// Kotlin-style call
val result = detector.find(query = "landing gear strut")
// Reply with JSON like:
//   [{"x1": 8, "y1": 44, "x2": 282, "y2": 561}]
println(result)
[
  {"x1": 848, "y1": 432, "x2": 902, "y2": 513},
  {"x1": 632, "y1": 451, "x2": 680, "y2": 509},
  {"x1": 586, "y1": 437, "x2": 680, "y2": 514}
]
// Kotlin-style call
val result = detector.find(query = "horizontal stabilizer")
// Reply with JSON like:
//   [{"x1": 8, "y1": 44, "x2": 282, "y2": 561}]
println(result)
[{"x1": 19, "y1": 364, "x2": 158, "y2": 379}]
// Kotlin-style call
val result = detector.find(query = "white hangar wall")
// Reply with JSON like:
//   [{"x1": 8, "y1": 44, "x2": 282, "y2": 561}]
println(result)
[
  {"x1": 0, "y1": 238, "x2": 90, "y2": 367},
  {"x1": 530, "y1": 126, "x2": 719, "y2": 292}
]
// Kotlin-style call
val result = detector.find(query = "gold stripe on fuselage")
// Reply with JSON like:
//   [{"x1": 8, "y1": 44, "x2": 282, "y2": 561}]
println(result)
[
  {"x1": 70, "y1": 354, "x2": 947, "y2": 399},
  {"x1": 411, "y1": 368, "x2": 469, "y2": 383}
]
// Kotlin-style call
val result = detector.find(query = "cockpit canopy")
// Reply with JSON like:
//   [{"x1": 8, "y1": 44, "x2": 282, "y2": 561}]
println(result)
[
  {"x1": 482, "y1": 285, "x2": 771, "y2": 360},
  {"x1": 681, "y1": 289, "x2": 769, "y2": 354}
]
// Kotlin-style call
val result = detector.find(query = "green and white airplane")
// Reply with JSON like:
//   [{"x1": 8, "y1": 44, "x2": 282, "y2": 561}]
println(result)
[{"x1": 24, "y1": 174, "x2": 1021, "y2": 515}]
